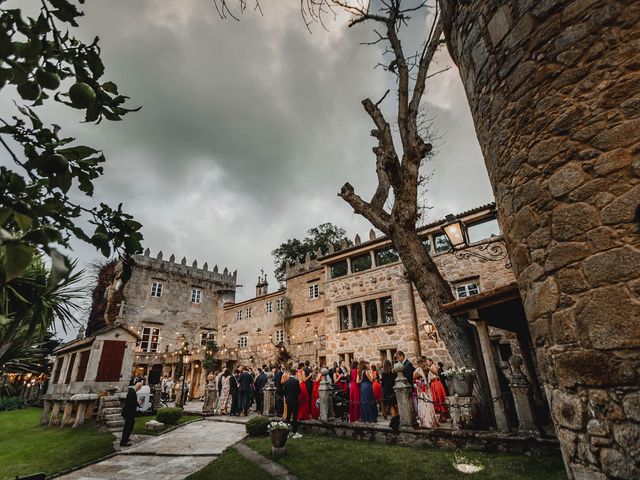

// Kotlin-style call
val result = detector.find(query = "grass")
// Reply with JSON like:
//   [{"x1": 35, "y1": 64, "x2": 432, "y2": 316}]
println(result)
[
  {"x1": 185, "y1": 446, "x2": 274, "y2": 480},
  {"x1": 243, "y1": 434, "x2": 567, "y2": 480},
  {"x1": 133, "y1": 413, "x2": 202, "y2": 435},
  {"x1": 0, "y1": 407, "x2": 115, "y2": 480}
]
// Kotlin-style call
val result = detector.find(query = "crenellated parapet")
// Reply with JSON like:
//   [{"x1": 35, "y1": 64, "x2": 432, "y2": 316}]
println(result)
[{"x1": 135, "y1": 248, "x2": 237, "y2": 287}]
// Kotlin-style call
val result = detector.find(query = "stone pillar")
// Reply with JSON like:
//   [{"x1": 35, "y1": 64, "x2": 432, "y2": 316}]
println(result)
[
  {"x1": 347, "y1": 305, "x2": 353, "y2": 330},
  {"x1": 175, "y1": 377, "x2": 184, "y2": 408},
  {"x1": 40, "y1": 400, "x2": 52, "y2": 425},
  {"x1": 471, "y1": 318, "x2": 509, "y2": 432},
  {"x1": 447, "y1": 396, "x2": 479, "y2": 430},
  {"x1": 318, "y1": 368, "x2": 332, "y2": 422},
  {"x1": 263, "y1": 372, "x2": 276, "y2": 416},
  {"x1": 49, "y1": 401, "x2": 61, "y2": 427},
  {"x1": 203, "y1": 374, "x2": 216, "y2": 414},
  {"x1": 360, "y1": 301, "x2": 366, "y2": 327},
  {"x1": 393, "y1": 362, "x2": 416, "y2": 428},
  {"x1": 61, "y1": 400, "x2": 74, "y2": 427},
  {"x1": 376, "y1": 299, "x2": 383, "y2": 326},
  {"x1": 440, "y1": 2, "x2": 640, "y2": 478},
  {"x1": 73, "y1": 402, "x2": 88, "y2": 428},
  {"x1": 386, "y1": 349, "x2": 392, "y2": 362},
  {"x1": 152, "y1": 383, "x2": 162, "y2": 411},
  {"x1": 506, "y1": 355, "x2": 539, "y2": 434}
]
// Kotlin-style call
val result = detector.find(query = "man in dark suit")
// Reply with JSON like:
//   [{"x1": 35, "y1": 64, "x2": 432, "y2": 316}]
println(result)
[
  {"x1": 254, "y1": 366, "x2": 268, "y2": 414},
  {"x1": 120, "y1": 382, "x2": 142, "y2": 447},
  {"x1": 238, "y1": 366, "x2": 253, "y2": 416},
  {"x1": 283, "y1": 368, "x2": 301, "y2": 437},
  {"x1": 229, "y1": 369, "x2": 240, "y2": 416},
  {"x1": 274, "y1": 364, "x2": 284, "y2": 416},
  {"x1": 395, "y1": 351, "x2": 415, "y2": 386}
]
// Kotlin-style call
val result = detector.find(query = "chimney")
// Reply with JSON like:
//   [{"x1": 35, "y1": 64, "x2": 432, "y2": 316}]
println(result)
[{"x1": 256, "y1": 269, "x2": 268, "y2": 297}]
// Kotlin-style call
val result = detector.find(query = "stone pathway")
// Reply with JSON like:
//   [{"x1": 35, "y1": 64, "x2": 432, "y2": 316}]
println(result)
[
  {"x1": 57, "y1": 420, "x2": 247, "y2": 479},
  {"x1": 235, "y1": 443, "x2": 298, "y2": 480}
]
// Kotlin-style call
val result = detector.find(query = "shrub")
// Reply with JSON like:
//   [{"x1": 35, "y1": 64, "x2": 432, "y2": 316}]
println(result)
[
  {"x1": 156, "y1": 407, "x2": 183, "y2": 425},
  {"x1": 0, "y1": 396, "x2": 26, "y2": 411},
  {"x1": 245, "y1": 415, "x2": 271, "y2": 436}
]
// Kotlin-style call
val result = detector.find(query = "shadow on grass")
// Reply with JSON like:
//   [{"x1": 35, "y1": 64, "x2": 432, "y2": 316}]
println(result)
[{"x1": 186, "y1": 446, "x2": 275, "y2": 480}]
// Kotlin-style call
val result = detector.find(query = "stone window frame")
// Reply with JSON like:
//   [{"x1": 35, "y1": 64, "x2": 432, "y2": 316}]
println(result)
[
  {"x1": 308, "y1": 284, "x2": 320, "y2": 299},
  {"x1": 275, "y1": 329, "x2": 284, "y2": 344},
  {"x1": 200, "y1": 331, "x2": 215, "y2": 346},
  {"x1": 453, "y1": 279, "x2": 481, "y2": 299},
  {"x1": 275, "y1": 298, "x2": 284, "y2": 311},
  {"x1": 150, "y1": 281, "x2": 163, "y2": 298},
  {"x1": 337, "y1": 292, "x2": 396, "y2": 332},
  {"x1": 246, "y1": 306, "x2": 252, "y2": 318},
  {"x1": 266, "y1": 301, "x2": 272, "y2": 313},
  {"x1": 238, "y1": 335, "x2": 248, "y2": 348},
  {"x1": 236, "y1": 310, "x2": 242, "y2": 321},
  {"x1": 141, "y1": 326, "x2": 160, "y2": 352},
  {"x1": 190, "y1": 288, "x2": 203, "y2": 304}
]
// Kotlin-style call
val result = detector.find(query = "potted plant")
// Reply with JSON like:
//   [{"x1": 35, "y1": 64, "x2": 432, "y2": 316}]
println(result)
[
  {"x1": 443, "y1": 367, "x2": 476, "y2": 396},
  {"x1": 267, "y1": 420, "x2": 291, "y2": 448}
]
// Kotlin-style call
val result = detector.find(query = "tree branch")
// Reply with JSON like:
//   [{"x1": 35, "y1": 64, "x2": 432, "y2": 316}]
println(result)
[{"x1": 338, "y1": 182, "x2": 391, "y2": 233}]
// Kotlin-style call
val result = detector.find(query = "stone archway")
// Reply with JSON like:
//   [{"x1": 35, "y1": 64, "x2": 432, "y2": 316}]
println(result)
[{"x1": 439, "y1": 1, "x2": 640, "y2": 478}]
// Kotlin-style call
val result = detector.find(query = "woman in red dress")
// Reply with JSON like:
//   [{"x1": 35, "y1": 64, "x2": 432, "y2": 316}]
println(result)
[
  {"x1": 311, "y1": 367, "x2": 322, "y2": 419},
  {"x1": 296, "y1": 362, "x2": 311, "y2": 421},
  {"x1": 371, "y1": 364, "x2": 383, "y2": 410},
  {"x1": 427, "y1": 359, "x2": 449, "y2": 421},
  {"x1": 334, "y1": 360, "x2": 348, "y2": 394},
  {"x1": 349, "y1": 360, "x2": 361, "y2": 422}
]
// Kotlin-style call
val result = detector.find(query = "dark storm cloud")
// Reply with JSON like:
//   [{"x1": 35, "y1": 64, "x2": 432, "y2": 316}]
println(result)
[{"x1": 0, "y1": 1, "x2": 493, "y2": 339}]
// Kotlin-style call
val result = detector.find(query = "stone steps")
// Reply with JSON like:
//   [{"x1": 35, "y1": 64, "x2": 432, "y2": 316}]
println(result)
[
  {"x1": 107, "y1": 419, "x2": 124, "y2": 428},
  {"x1": 103, "y1": 407, "x2": 121, "y2": 415},
  {"x1": 105, "y1": 413, "x2": 123, "y2": 422}
]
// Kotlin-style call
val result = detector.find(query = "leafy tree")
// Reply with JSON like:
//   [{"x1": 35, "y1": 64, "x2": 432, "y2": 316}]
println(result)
[
  {"x1": 0, "y1": 0, "x2": 143, "y2": 284},
  {"x1": 202, "y1": 339, "x2": 220, "y2": 374},
  {"x1": 0, "y1": 246, "x2": 82, "y2": 366},
  {"x1": 271, "y1": 222, "x2": 351, "y2": 284}
]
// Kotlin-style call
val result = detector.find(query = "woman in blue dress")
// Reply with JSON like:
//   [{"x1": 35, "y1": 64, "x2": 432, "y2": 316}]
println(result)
[{"x1": 359, "y1": 360, "x2": 378, "y2": 423}]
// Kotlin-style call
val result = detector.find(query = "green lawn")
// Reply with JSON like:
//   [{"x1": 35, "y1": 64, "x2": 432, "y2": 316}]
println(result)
[
  {"x1": 133, "y1": 414, "x2": 202, "y2": 435},
  {"x1": 186, "y1": 446, "x2": 274, "y2": 480},
  {"x1": 0, "y1": 407, "x2": 115, "y2": 480},
  {"x1": 243, "y1": 434, "x2": 567, "y2": 480}
]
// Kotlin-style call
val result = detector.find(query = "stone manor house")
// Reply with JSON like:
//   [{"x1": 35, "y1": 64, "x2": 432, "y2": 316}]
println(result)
[{"x1": 51, "y1": 203, "x2": 547, "y2": 429}]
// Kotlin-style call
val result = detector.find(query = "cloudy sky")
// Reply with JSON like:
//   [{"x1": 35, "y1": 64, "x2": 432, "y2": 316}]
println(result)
[{"x1": 1, "y1": 1, "x2": 494, "y2": 339}]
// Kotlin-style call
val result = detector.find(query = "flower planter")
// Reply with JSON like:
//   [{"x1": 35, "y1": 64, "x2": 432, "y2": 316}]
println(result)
[
  {"x1": 270, "y1": 429, "x2": 289, "y2": 448},
  {"x1": 451, "y1": 375, "x2": 474, "y2": 397}
]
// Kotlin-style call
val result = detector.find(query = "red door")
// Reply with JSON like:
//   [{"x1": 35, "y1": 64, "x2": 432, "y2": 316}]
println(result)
[{"x1": 96, "y1": 340, "x2": 127, "y2": 382}]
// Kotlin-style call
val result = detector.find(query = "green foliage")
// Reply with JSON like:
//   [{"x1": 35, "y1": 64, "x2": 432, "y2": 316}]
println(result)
[
  {"x1": 156, "y1": 407, "x2": 183, "y2": 425},
  {"x1": 202, "y1": 339, "x2": 220, "y2": 374},
  {"x1": 271, "y1": 223, "x2": 351, "y2": 284},
  {"x1": 0, "y1": 396, "x2": 25, "y2": 410},
  {"x1": 0, "y1": 0, "x2": 143, "y2": 283},
  {"x1": 245, "y1": 415, "x2": 270, "y2": 436}
]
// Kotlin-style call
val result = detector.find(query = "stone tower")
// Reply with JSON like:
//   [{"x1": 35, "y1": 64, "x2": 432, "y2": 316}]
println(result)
[
  {"x1": 440, "y1": 1, "x2": 640, "y2": 478},
  {"x1": 256, "y1": 270, "x2": 268, "y2": 297}
]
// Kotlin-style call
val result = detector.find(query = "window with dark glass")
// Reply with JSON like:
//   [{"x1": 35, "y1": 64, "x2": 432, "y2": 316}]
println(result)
[
  {"x1": 365, "y1": 300, "x2": 378, "y2": 326},
  {"x1": 375, "y1": 247, "x2": 400, "y2": 266},
  {"x1": 433, "y1": 233, "x2": 451, "y2": 253},
  {"x1": 141, "y1": 327, "x2": 160, "y2": 353},
  {"x1": 380, "y1": 296, "x2": 394, "y2": 324},
  {"x1": 422, "y1": 236, "x2": 432, "y2": 253},
  {"x1": 330, "y1": 260, "x2": 348, "y2": 278},
  {"x1": 338, "y1": 306, "x2": 349, "y2": 331},
  {"x1": 351, "y1": 303, "x2": 363, "y2": 328},
  {"x1": 351, "y1": 253, "x2": 372, "y2": 272},
  {"x1": 467, "y1": 218, "x2": 501, "y2": 243}
]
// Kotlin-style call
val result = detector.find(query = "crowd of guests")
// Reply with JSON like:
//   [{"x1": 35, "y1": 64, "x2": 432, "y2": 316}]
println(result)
[{"x1": 204, "y1": 351, "x2": 449, "y2": 436}]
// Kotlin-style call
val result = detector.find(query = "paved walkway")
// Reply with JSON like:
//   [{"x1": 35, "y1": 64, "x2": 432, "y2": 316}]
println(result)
[{"x1": 57, "y1": 420, "x2": 247, "y2": 479}]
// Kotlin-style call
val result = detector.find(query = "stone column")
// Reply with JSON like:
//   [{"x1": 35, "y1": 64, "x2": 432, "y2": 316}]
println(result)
[
  {"x1": 263, "y1": 372, "x2": 276, "y2": 416},
  {"x1": 360, "y1": 301, "x2": 366, "y2": 326},
  {"x1": 40, "y1": 400, "x2": 52, "y2": 425},
  {"x1": 440, "y1": 2, "x2": 640, "y2": 478},
  {"x1": 393, "y1": 362, "x2": 416, "y2": 428},
  {"x1": 49, "y1": 401, "x2": 61, "y2": 427},
  {"x1": 318, "y1": 368, "x2": 332, "y2": 422},
  {"x1": 61, "y1": 400, "x2": 74, "y2": 427},
  {"x1": 73, "y1": 402, "x2": 87, "y2": 428},
  {"x1": 376, "y1": 299, "x2": 382, "y2": 325},
  {"x1": 175, "y1": 377, "x2": 184, "y2": 408},
  {"x1": 152, "y1": 383, "x2": 162, "y2": 411},
  {"x1": 386, "y1": 349, "x2": 392, "y2": 362},
  {"x1": 506, "y1": 355, "x2": 539, "y2": 434},
  {"x1": 470, "y1": 317, "x2": 509, "y2": 432},
  {"x1": 347, "y1": 305, "x2": 353, "y2": 329}
]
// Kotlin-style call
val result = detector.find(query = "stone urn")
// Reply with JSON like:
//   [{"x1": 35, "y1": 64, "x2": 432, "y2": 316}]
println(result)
[
  {"x1": 451, "y1": 375, "x2": 474, "y2": 396},
  {"x1": 270, "y1": 429, "x2": 289, "y2": 448}
]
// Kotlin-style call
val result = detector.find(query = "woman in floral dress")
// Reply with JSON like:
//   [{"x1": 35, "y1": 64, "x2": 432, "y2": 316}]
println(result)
[{"x1": 413, "y1": 359, "x2": 439, "y2": 428}]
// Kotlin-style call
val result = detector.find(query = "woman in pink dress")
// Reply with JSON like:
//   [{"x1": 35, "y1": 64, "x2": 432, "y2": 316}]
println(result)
[
  {"x1": 296, "y1": 362, "x2": 311, "y2": 421},
  {"x1": 349, "y1": 360, "x2": 361, "y2": 422},
  {"x1": 311, "y1": 367, "x2": 322, "y2": 419}
]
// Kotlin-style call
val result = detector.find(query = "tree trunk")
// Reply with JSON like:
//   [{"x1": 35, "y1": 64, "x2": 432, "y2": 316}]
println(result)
[{"x1": 389, "y1": 226, "x2": 490, "y2": 409}]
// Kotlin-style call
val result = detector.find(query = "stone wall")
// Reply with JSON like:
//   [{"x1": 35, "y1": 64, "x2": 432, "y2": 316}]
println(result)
[{"x1": 440, "y1": 1, "x2": 640, "y2": 478}]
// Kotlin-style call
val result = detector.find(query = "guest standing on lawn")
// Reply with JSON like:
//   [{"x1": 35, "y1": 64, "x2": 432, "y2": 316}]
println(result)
[
  {"x1": 371, "y1": 364, "x2": 383, "y2": 412},
  {"x1": 296, "y1": 362, "x2": 311, "y2": 420},
  {"x1": 381, "y1": 359, "x2": 398, "y2": 420},
  {"x1": 359, "y1": 361, "x2": 378, "y2": 423},
  {"x1": 414, "y1": 359, "x2": 439, "y2": 428},
  {"x1": 229, "y1": 369, "x2": 240, "y2": 416},
  {"x1": 218, "y1": 369, "x2": 232, "y2": 415},
  {"x1": 238, "y1": 366, "x2": 253, "y2": 416},
  {"x1": 426, "y1": 358, "x2": 449, "y2": 422},
  {"x1": 283, "y1": 368, "x2": 302, "y2": 438},
  {"x1": 349, "y1": 360, "x2": 361, "y2": 422},
  {"x1": 311, "y1": 366, "x2": 321, "y2": 419},
  {"x1": 274, "y1": 364, "x2": 284, "y2": 416},
  {"x1": 120, "y1": 382, "x2": 141, "y2": 447}
]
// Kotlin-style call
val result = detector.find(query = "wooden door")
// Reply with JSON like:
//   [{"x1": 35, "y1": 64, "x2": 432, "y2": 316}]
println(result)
[{"x1": 96, "y1": 340, "x2": 126, "y2": 382}]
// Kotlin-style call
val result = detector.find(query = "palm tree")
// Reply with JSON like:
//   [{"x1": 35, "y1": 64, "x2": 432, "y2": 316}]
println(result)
[{"x1": 0, "y1": 247, "x2": 84, "y2": 366}]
